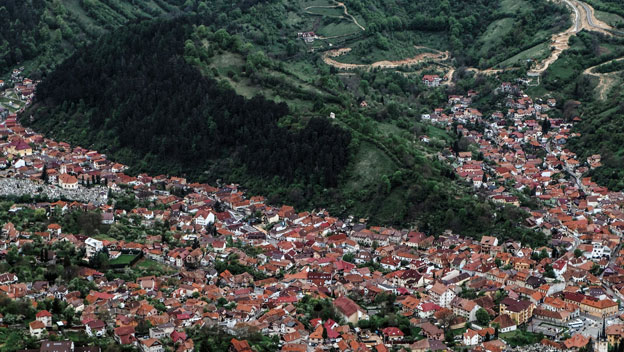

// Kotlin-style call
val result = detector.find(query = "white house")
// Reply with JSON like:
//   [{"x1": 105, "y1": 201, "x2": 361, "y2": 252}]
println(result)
[
  {"x1": 85, "y1": 238, "x2": 104, "y2": 258},
  {"x1": 429, "y1": 282, "x2": 456, "y2": 308},
  {"x1": 86, "y1": 320, "x2": 107, "y2": 337},
  {"x1": 29, "y1": 320, "x2": 46, "y2": 338},
  {"x1": 194, "y1": 211, "x2": 215, "y2": 226},
  {"x1": 58, "y1": 173, "x2": 78, "y2": 190},
  {"x1": 463, "y1": 329, "x2": 479, "y2": 346},
  {"x1": 139, "y1": 338, "x2": 164, "y2": 352},
  {"x1": 35, "y1": 310, "x2": 52, "y2": 328}
]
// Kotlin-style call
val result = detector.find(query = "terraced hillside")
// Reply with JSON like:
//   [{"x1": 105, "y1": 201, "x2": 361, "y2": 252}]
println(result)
[{"x1": 0, "y1": 0, "x2": 186, "y2": 76}]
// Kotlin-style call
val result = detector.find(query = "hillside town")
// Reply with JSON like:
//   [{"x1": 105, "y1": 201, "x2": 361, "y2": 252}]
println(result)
[{"x1": 2, "y1": 71, "x2": 624, "y2": 352}]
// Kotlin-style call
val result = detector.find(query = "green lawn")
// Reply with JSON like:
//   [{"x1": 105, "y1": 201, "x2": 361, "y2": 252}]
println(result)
[
  {"x1": 333, "y1": 37, "x2": 428, "y2": 64},
  {"x1": 479, "y1": 18, "x2": 515, "y2": 54},
  {"x1": 496, "y1": 41, "x2": 550, "y2": 68},
  {"x1": 500, "y1": 330, "x2": 544, "y2": 347},
  {"x1": 92, "y1": 234, "x2": 116, "y2": 241},
  {"x1": 427, "y1": 125, "x2": 453, "y2": 143},
  {"x1": 305, "y1": 7, "x2": 343, "y2": 17},
  {"x1": 134, "y1": 258, "x2": 173, "y2": 274},
  {"x1": 301, "y1": 0, "x2": 334, "y2": 7},
  {"x1": 316, "y1": 21, "x2": 361, "y2": 37},
  {"x1": 345, "y1": 140, "x2": 398, "y2": 188},
  {"x1": 109, "y1": 254, "x2": 138, "y2": 266},
  {"x1": 595, "y1": 10, "x2": 624, "y2": 27}
]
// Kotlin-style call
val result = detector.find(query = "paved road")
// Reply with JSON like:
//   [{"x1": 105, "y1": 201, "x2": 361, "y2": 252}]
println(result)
[
  {"x1": 564, "y1": 0, "x2": 581, "y2": 32},
  {"x1": 578, "y1": 1, "x2": 596, "y2": 27},
  {"x1": 576, "y1": 0, "x2": 624, "y2": 35}
]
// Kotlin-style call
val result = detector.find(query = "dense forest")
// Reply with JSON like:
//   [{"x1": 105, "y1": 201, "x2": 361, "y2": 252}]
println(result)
[{"x1": 29, "y1": 18, "x2": 351, "y2": 190}]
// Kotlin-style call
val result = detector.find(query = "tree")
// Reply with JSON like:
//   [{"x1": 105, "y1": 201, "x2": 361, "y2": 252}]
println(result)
[
  {"x1": 574, "y1": 248, "x2": 583, "y2": 258},
  {"x1": 541, "y1": 118, "x2": 551, "y2": 134},
  {"x1": 136, "y1": 319, "x2": 152, "y2": 335},
  {"x1": 476, "y1": 308, "x2": 490, "y2": 326},
  {"x1": 544, "y1": 264, "x2": 556, "y2": 278},
  {"x1": 342, "y1": 253, "x2": 355, "y2": 263},
  {"x1": 41, "y1": 164, "x2": 48, "y2": 183}
]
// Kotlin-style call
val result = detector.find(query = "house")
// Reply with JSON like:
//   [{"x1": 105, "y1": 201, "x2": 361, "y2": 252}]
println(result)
[
  {"x1": 607, "y1": 324, "x2": 624, "y2": 345},
  {"x1": 194, "y1": 210, "x2": 214, "y2": 226},
  {"x1": 381, "y1": 327, "x2": 404, "y2": 342},
  {"x1": 451, "y1": 298, "x2": 480, "y2": 321},
  {"x1": 490, "y1": 314, "x2": 517, "y2": 333},
  {"x1": 563, "y1": 334, "x2": 589, "y2": 350},
  {"x1": 429, "y1": 282, "x2": 456, "y2": 308},
  {"x1": 480, "y1": 236, "x2": 498, "y2": 251},
  {"x1": 58, "y1": 174, "x2": 78, "y2": 190},
  {"x1": 499, "y1": 298, "x2": 534, "y2": 325},
  {"x1": 36, "y1": 310, "x2": 53, "y2": 327},
  {"x1": 423, "y1": 75, "x2": 442, "y2": 87},
  {"x1": 39, "y1": 341, "x2": 75, "y2": 352},
  {"x1": 86, "y1": 320, "x2": 106, "y2": 337},
  {"x1": 419, "y1": 322, "x2": 444, "y2": 340},
  {"x1": 213, "y1": 240, "x2": 227, "y2": 253},
  {"x1": 410, "y1": 339, "x2": 449, "y2": 352},
  {"x1": 139, "y1": 338, "x2": 164, "y2": 352},
  {"x1": 580, "y1": 297, "x2": 618, "y2": 317},
  {"x1": 85, "y1": 238, "x2": 103, "y2": 258},
  {"x1": 0, "y1": 272, "x2": 18, "y2": 284},
  {"x1": 114, "y1": 326, "x2": 137, "y2": 345},
  {"x1": 30, "y1": 320, "x2": 46, "y2": 338},
  {"x1": 230, "y1": 339, "x2": 253, "y2": 352},
  {"x1": 333, "y1": 296, "x2": 368, "y2": 324},
  {"x1": 7, "y1": 140, "x2": 32, "y2": 156},
  {"x1": 463, "y1": 329, "x2": 479, "y2": 346},
  {"x1": 47, "y1": 224, "x2": 62, "y2": 236},
  {"x1": 101, "y1": 213, "x2": 114, "y2": 225}
]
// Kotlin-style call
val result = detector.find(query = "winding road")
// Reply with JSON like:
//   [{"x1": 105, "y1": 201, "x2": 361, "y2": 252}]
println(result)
[
  {"x1": 583, "y1": 57, "x2": 624, "y2": 99},
  {"x1": 316, "y1": 0, "x2": 620, "y2": 82},
  {"x1": 322, "y1": 46, "x2": 449, "y2": 71}
]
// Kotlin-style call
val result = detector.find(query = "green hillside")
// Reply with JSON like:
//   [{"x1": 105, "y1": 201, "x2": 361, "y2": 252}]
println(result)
[
  {"x1": 23, "y1": 14, "x2": 548, "y2": 246},
  {"x1": 0, "y1": 0, "x2": 186, "y2": 76},
  {"x1": 524, "y1": 31, "x2": 624, "y2": 191},
  {"x1": 1, "y1": 0, "x2": 571, "y2": 78}
]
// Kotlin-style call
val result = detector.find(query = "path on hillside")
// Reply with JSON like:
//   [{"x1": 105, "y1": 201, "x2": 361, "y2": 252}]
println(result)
[
  {"x1": 575, "y1": 0, "x2": 616, "y2": 35},
  {"x1": 583, "y1": 57, "x2": 624, "y2": 99},
  {"x1": 322, "y1": 46, "x2": 449, "y2": 71},
  {"x1": 318, "y1": 0, "x2": 616, "y2": 81},
  {"x1": 304, "y1": 0, "x2": 365, "y2": 31},
  {"x1": 529, "y1": 0, "x2": 615, "y2": 75}
]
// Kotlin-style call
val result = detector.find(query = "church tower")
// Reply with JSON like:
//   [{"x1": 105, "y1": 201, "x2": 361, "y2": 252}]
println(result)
[{"x1": 595, "y1": 316, "x2": 608, "y2": 352}]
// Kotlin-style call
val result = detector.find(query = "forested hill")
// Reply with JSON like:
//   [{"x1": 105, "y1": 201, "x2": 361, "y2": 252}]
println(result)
[
  {"x1": 0, "y1": 0, "x2": 187, "y2": 76},
  {"x1": 24, "y1": 15, "x2": 547, "y2": 246},
  {"x1": 2, "y1": 0, "x2": 571, "y2": 78},
  {"x1": 28, "y1": 18, "x2": 352, "y2": 191}
]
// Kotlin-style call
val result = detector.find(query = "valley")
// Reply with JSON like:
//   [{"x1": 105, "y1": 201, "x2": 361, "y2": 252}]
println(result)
[{"x1": 2, "y1": 0, "x2": 624, "y2": 351}]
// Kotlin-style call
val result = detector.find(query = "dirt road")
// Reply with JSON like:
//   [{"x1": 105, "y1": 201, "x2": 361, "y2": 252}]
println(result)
[
  {"x1": 318, "y1": 0, "x2": 617, "y2": 81},
  {"x1": 529, "y1": 0, "x2": 615, "y2": 75},
  {"x1": 304, "y1": 0, "x2": 365, "y2": 31},
  {"x1": 583, "y1": 57, "x2": 624, "y2": 99},
  {"x1": 322, "y1": 47, "x2": 449, "y2": 71}
]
